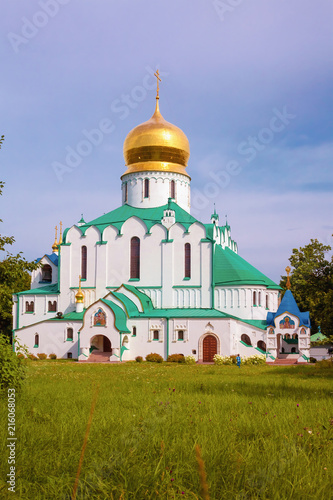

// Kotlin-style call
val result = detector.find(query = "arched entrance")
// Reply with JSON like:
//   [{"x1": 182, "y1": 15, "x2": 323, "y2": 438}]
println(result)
[
  {"x1": 90, "y1": 335, "x2": 112, "y2": 354},
  {"x1": 203, "y1": 334, "x2": 217, "y2": 362}
]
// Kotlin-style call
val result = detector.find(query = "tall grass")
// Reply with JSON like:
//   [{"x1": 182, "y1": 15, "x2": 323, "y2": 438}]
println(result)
[{"x1": 0, "y1": 362, "x2": 332, "y2": 499}]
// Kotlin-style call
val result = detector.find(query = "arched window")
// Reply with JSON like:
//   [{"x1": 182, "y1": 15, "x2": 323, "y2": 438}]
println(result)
[
  {"x1": 265, "y1": 294, "x2": 269, "y2": 309},
  {"x1": 258, "y1": 292, "x2": 261, "y2": 306},
  {"x1": 144, "y1": 178, "x2": 149, "y2": 198},
  {"x1": 66, "y1": 328, "x2": 73, "y2": 341},
  {"x1": 253, "y1": 291, "x2": 257, "y2": 306},
  {"x1": 130, "y1": 237, "x2": 140, "y2": 279},
  {"x1": 81, "y1": 246, "x2": 87, "y2": 280},
  {"x1": 153, "y1": 330, "x2": 159, "y2": 340},
  {"x1": 26, "y1": 301, "x2": 34, "y2": 313},
  {"x1": 170, "y1": 180, "x2": 175, "y2": 199},
  {"x1": 124, "y1": 182, "x2": 128, "y2": 203},
  {"x1": 132, "y1": 326, "x2": 137, "y2": 337},
  {"x1": 34, "y1": 334, "x2": 39, "y2": 347},
  {"x1": 178, "y1": 330, "x2": 184, "y2": 341},
  {"x1": 48, "y1": 301, "x2": 57, "y2": 312},
  {"x1": 291, "y1": 347, "x2": 296, "y2": 353},
  {"x1": 257, "y1": 340, "x2": 266, "y2": 352},
  {"x1": 241, "y1": 334, "x2": 252, "y2": 346},
  {"x1": 42, "y1": 264, "x2": 52, "y2": 282},
  {"x1": 184, "y1": 243, "x2": 191, "y2": 279}
]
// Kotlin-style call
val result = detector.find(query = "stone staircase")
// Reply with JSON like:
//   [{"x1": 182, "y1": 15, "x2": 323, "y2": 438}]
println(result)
[
  {"x1": 87, "y1": 351, "x2": 112, "y2": 363},
  {"x1": 273, "y1": 354, "x2": 299, "y2": 365}
]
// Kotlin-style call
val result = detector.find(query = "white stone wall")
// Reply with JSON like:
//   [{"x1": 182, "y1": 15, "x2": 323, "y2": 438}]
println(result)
[{"x1": 122, "y1": 171, "x2": 191, "y2": 212}]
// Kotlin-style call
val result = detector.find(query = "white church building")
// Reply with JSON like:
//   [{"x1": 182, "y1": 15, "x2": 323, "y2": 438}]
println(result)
[{"x1": 12, "y1": 79, "x2": 311, "y2": 363}]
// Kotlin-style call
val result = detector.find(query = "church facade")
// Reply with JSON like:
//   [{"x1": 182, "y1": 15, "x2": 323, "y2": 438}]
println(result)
[{"x1": 12, "y1": 82, "x2": 310, "y2": 363}]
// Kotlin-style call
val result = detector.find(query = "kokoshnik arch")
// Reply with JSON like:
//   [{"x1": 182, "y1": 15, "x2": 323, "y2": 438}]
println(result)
[{"x1": 12, "y1": 72, "x2": 311, "y2": 363}]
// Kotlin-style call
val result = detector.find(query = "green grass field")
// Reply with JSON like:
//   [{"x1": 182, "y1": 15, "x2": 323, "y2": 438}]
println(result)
[{"x1": 1, "y1": 361, "x2": 333, "y2": 499}]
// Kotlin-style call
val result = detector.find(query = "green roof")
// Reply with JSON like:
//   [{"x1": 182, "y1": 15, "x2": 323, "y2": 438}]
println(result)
[
  {"x1": 214, "y1": 246, "x2": 280, "y2": 289},
  {"x1": 64, "y1": 202, "x2": 200, "y2": 240},
  {"x1": 310, "y1": 332, "x2": 328, "y2": 342},
  {"x1": 16, "y1": 283, "x2": 59, "y2": 296},
  {"x1": 123, "y1": 284, "x2": 154, "y2": 312},
  {"x1": 111, "y1": 291, "x2": 141, "y2": 317},
  {"x1": 100, "y1": 298, "x2": 131, "y2": 333}
]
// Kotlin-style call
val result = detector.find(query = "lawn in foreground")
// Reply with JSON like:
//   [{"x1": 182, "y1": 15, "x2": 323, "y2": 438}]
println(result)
[{"x1": 0, "y1": 361, "x2": 332, "y2": 499}]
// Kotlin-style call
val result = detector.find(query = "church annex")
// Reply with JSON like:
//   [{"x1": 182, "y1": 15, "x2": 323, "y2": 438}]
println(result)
[{"x1": 12, "y1": 75, "x2": 311, "y2": 363}]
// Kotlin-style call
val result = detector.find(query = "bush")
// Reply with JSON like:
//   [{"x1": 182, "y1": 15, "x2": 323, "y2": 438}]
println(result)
[
  {"x1": 309, "y1": 357, "x2": 317, "y2": 363},
  {"x1": 49, "y1": 353, "x2": 57, "y2": 360},
  {"x1": 145, "y1": 353, "x2": 163, "y2": 363},
  {"x1": 213, "y1": 354, "x2": 233, "y2": 365},
  {"x1": 37, "y1": 353, "x2": 47, "y2": 360},
  {"x1": 316, "y1": 359, "x2": 333, "y2": 369},
  {"x1": 135, "y1": 356, "x2": 143, "y2": 363},
  {"x1": 230, "y1": 355, "x2": 237, "y2": 364},
  {"x1": 28, "y1": 354, "x2": 38, "y2": 361},
  {"x1": 17, "y1": 353, "x2": 25, "y2": 359},
  {"x1": 167, "y1": 353, "x2": 185, "y2": 363},
  {"x1": 185, "y1": 355, "x2": 196, "y2": 365},
  {"x1": 0, "y1": 334, "x2": 27, "y2": 393},
  {"x1": 243, "y1": 354, "x2": 266, "y2": 365}
]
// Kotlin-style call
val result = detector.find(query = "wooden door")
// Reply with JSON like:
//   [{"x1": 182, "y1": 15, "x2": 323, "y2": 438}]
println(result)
[
  {"x1": 203, "y1": 335, "x2": 217, "y2": 362},
  {"x1": 103, "y1": 336, "x2": 112, "y2": 353}
]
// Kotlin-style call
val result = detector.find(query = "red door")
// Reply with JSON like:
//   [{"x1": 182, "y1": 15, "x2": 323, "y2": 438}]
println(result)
[{"x1": 203, "y1": 335, "x2": 217, "y2": 362}]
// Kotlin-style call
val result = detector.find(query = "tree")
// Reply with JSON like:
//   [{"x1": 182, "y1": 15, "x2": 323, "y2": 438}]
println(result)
[
  {"x1": 280, "y1": 238, "x2": 333, "y2": 339},
  {"x1": 0, "y1": 136, "x2": 39, "y2": 338}
]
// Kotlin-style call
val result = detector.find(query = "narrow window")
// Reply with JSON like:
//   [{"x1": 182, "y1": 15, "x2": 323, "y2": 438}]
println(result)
[
  {"x1": 34, "y1": 334, "x2": 39, "y2": 347},
  {"x1": 48, "y1": 301, "x2": 57, "y2": 312},
  {"x1": 25, "y1": 301, "x2": 30, "y2": 312},
  {"x1": 265, "y1": 294, "x2": 269, "y2": 309},
  {"x1": 258, "y1": 291, "x2": 261, "y2": 306},
  {"x1": 124, "y1": 182, "x2": 128, "y2": 203},
  {"x1": 178, "y1": 330, "x2": 184, "y2": 341},
  {"x1": 132, "y1": 326, "x2": 137, "y2": 337},
  {"x1": 153, "y1": 330, "x2": 159, "y2": 340},
  {"x1": 184, "y1": 243, "x2": 191, "y2": 278},
  {"x1": 81, "y1": 245, "x2": 87, "y2": 280},
  {"x1": 67, "y1": 328, "x2": 73, "y2": 341},
  {"x1": 253, "y1": 291, "x2": 257, "y2": 306},
  {"x1": 144, "y1": 178, "x2": 149, "y2": 198},
  {"x1": 170, "y1": 180, "x2": 175, "y2": 199},
  {"x1": 42, "y1": 264, "x2": 52, "y2": 282},
  {"x1": 130, "y1": 237, "x2": 140, "y2": 279}
]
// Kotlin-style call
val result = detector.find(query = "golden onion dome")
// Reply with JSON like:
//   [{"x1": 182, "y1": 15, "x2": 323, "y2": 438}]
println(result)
[
  {"x1": 75, "y1": 276, "x2": 84, "y2": 303},
  {"x1": 122, "y1": 98, "x2": 190, "y2": 178}
]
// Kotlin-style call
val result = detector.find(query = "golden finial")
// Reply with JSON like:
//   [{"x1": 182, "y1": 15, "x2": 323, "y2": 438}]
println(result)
[
  {"x1": 154, "y1": 69, "x2": 161, "y2": 100},
  {"x1": 58, "y1": 221, "x2": 63, "y2": 245},
  {"x1": 52, "y1": 225, "x2": 58, "y2": 253},
  {"x1": 75, "y1": 274, "x2": 84, "y2": 303},
  {"x1": 285, "y1": 266, "x2": 291, "y2": 290}
]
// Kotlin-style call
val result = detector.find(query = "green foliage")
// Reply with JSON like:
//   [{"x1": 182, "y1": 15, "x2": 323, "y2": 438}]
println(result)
[
  {"x1": 28, "y1": 354, "x2": 38, "y2": 361},
  {"x1": 145, "y1": 352, "x2": 163, "y2": 363},
  {"x1": 135, "y1": 356, "x2": 143, "y2": 363},
  {"x1": 167, "y1": 353, "x2": 185, "y2": 363},
  {"x1": 213, "y1": 354, "x2": 234, "y2": 365},
  {"x1": 49, "y1": 353, "x2": 57, "y2": 360},
  {"x1": 280, "y1": 238, "x2": 333, "y2": 339},
  {"x1": 0, "y1": 167, "x2": 39, "y2": 337},
  {"x1": 0, "y1": 333, "x2": 26, "y2": 393},
  {"x1": 37, "y1": 353, "x2": 47, "y2": 360},
  {"x1": 185, "y1": 355, "x2": 196, "y2": 365},
  {"x1": 0, "y1": 362, "x2": 332, "y2": 499},
  {"x1": 243, "y1": 354, "x2": 266, "y2": 365}
]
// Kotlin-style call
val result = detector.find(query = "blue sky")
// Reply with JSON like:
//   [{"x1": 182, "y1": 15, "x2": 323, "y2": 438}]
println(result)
[{"x1": 1, "y1": 0, "x2": 332, "y2": 283}]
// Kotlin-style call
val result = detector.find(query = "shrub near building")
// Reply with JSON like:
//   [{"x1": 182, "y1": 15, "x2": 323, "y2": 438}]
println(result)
[{"x1": 0, "y1": 334, "x2": 26, "y2": 393}]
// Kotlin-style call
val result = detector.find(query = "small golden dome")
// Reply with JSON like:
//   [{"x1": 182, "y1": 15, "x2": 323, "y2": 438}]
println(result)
[
  {"x1": 75, "y1": 275, "x2": 84, "y2": 303},
  {"x1": 122, "y1": 99, "x2": 190, "y2": 178}
]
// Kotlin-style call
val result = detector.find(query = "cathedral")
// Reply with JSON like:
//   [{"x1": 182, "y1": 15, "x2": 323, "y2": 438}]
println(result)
[{"x1": 12, "y1": 75, "x2": 311, "y2": 363}]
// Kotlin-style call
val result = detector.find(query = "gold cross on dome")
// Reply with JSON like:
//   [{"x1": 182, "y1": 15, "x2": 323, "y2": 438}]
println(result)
[
  {"x1": 154, "y1": 69, "x2": 161, "y2": 99},
  {"x1": 285, "y1": 266, "x2": 291, "y2": 289}
]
